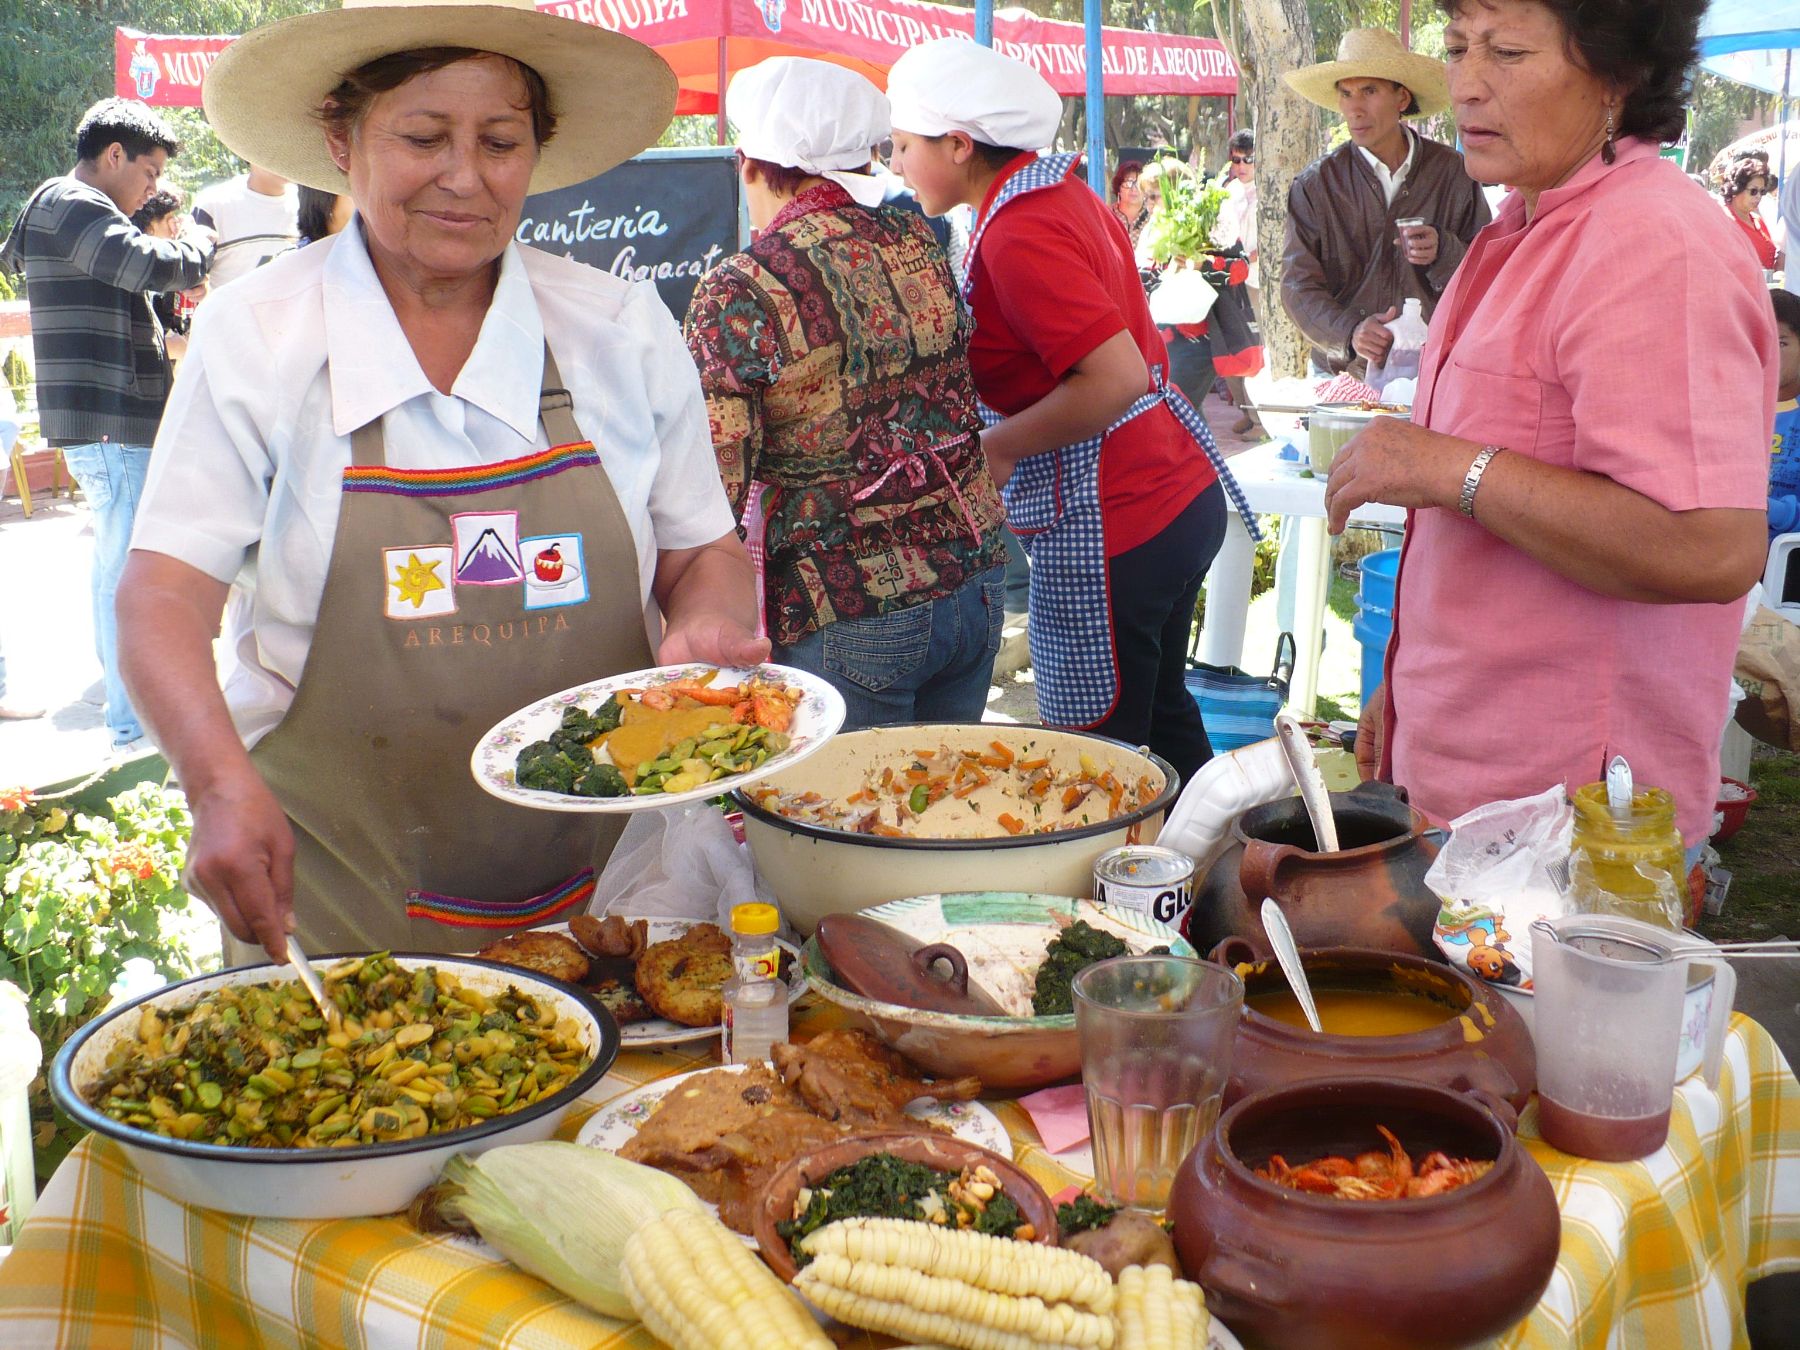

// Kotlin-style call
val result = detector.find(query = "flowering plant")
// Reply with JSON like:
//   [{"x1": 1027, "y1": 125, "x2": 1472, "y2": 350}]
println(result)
[{"x1": 1, "y1": 782, "x2": 209, "y2": 1175}]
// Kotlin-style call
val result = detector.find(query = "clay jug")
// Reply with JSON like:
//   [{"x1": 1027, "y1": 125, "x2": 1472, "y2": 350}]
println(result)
[{"x1": 1185, "y1": 780, "x2": 1443, "y2": 959}]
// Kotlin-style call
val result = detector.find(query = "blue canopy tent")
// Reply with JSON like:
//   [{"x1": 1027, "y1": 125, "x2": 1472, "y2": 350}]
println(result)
[
  {"x1": 1701, "y1": 0, "x2": 1800, "y2": 96},
  {"x1": 1701, "y1": 0, "x2": 1800, "y2": 188}
]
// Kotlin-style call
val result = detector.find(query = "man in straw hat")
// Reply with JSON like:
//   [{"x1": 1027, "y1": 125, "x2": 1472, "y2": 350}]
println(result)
[
  {"x1": 1280, "y1": 28, "x2": 1489, "y2": 379},
  {"x1": 114, "y1": 0, "x2": 765, "y2": 965}
]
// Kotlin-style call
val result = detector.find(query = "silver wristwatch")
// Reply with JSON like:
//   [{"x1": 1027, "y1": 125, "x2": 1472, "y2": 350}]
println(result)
[{"x1": 1459, "y1": 445, "x2": 1502, "y2": 518}]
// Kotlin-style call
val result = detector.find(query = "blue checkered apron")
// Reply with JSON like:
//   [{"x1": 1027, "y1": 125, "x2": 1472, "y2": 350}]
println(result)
[{"x1": 964, "y1": 154, "x2": 1261, "y2": 728}]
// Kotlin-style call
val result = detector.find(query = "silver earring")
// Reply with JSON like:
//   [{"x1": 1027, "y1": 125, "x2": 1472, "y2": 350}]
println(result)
[{"x1": 1601, "y1": 107, "x2": 1617, "y2": 165}]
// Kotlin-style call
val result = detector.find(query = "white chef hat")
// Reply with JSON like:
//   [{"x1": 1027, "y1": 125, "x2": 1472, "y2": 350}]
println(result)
[
  {"x1": 728, "y1": 57, "x2": 891, "y2": 208},
  {"x1": 886, "y1": 37, "x2": 1061, "y2": 151}
]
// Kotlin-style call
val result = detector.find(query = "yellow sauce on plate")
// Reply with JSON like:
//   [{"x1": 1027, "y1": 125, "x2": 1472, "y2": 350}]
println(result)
[{"x1": 594, "y1": 704, "x2": 737, "y2": 782}]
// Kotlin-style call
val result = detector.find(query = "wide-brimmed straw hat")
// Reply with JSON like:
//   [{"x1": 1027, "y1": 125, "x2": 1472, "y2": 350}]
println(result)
[
  {"x1": 203, "y1": 0, "x2": 677, "y2": 194},
  {"x1": 1283, "y1": 28, "x2": 1449, "y2": 120}
]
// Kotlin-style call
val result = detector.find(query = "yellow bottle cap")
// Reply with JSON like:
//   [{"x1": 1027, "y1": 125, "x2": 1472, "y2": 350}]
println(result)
[{"x1": 731, "y1": 902, "x2": 780, "y2": 936}]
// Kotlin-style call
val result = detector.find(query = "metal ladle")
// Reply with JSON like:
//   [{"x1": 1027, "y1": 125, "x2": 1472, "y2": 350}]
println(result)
[
  {"x1": 1260, "y1": 898, "x2": 1323, "y2": 1033},
  {"x1": 1275, "y1": 712, "x2": 1339, "y2": 853}
]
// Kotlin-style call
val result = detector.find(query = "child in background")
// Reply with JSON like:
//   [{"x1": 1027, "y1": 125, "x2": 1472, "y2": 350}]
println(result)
[{"x1": 1769, "y1": 288, "x2": 1800, "y2": 540}]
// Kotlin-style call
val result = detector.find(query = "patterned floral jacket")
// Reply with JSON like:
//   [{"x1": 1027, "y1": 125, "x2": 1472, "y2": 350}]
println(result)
[{"x1": 683, "y1": 183, "x2": 1006, "y2": 647}]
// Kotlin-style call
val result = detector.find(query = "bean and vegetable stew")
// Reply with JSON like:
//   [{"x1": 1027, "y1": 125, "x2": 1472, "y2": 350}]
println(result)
[{"x1": 83, "y1": 954, "x2": 592, "y2": 1148}]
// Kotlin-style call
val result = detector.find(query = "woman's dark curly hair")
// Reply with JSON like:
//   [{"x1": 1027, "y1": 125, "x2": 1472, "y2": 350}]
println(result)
[
  {"x1": 1438, "y1": 0, "x2": 1703, "y2": 143},
  {"x1": 1719, "y1": 156, "x2": 1773, "y2": 204}
]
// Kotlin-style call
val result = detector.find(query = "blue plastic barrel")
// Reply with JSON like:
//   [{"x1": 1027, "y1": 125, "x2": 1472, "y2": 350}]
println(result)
[{"x1": 1355, "y1": 549, "x2": 1403, "y2": 704}]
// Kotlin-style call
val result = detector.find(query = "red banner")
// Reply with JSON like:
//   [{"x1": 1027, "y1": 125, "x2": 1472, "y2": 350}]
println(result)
[
  {"x1": 115, "y1": 27, "x2": 235, "y2": 107},
  {"x1": 535, "y1": 0, "x2": 1238, "y2": 98},
  {"x1": 116, "y1": 5, "x2": 1234, "y2": 118}
]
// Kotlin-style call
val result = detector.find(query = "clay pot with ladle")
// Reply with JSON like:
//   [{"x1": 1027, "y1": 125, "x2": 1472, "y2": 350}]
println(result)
[
  {"x1": 1207, "y1": 941, "x2": 1537, "y2": 1117},
  {"x1": 1184, "y1": 780, "x2": 1444, "y2": 960}
]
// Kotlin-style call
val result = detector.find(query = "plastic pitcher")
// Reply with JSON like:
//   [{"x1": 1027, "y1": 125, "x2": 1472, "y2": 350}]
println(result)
[{"x1": 1529, "y1": 915, "x2": 1734, "y2": 1161}]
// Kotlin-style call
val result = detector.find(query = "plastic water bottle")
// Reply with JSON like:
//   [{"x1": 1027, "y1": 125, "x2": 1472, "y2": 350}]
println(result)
[
  {"x1": 1368, "y1": 298, "x2": 1428, "y2": 398},
  {"x1": 722, "y1": 902, "x2": 788, "y2": 1064}
]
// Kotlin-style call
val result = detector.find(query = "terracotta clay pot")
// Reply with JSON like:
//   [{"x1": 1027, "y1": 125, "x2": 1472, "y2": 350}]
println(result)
[
  {"x1": 1185, "y1": 780, "x2": 1444, "y2": 959},
  {"x1": 753, "y1": 1132, "x2": 1056, "y2": 1282},
  {"x1": 1209, "y1": 944, "x2": 1537, "y2": 1117},
  {"x1": 1169, "y1": 1077, "x2": 1560, "y2": 1350}
]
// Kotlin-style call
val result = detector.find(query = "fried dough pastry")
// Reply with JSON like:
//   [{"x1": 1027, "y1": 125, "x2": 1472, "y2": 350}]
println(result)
[
  {"x1": 475, "y1": 930, "x2": 589, "y2": 984},
  {"x1": 635, "y1": 923, "x2": 734, "y2": 1027}
]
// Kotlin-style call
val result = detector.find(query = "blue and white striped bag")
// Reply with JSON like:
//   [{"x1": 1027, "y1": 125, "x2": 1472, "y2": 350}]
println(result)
[{"x1": 1185, "y1": 632, "x2": 1296, "y2": 752}]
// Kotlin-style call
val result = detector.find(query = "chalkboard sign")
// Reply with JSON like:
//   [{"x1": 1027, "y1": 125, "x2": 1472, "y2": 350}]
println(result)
[{"x1": 516, "y1": 148, "x2": 743, "y2": 320}]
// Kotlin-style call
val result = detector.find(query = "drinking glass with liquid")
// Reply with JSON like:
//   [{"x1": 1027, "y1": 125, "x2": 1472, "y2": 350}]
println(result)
[
  {"x1": 723, "y1": 902, "x2": 788, "y2": 1065},
  {"x1": 1073, "y1": 956, "x2": 1243, "y2": 1209}
]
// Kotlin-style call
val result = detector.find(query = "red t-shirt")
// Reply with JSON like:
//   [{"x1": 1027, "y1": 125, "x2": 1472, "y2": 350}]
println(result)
[{"x1": 967, "y1": 155, "x2": 1216, "y2": 556}]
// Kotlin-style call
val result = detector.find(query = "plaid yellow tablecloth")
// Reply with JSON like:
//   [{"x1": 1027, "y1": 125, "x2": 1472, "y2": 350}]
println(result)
[{"x1": 0, "y1": 1008, "x2": 1795, "y2": 1350}]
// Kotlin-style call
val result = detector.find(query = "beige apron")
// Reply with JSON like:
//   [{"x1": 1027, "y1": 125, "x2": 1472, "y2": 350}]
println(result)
[{"x1": 233, "y1": 345, "x2": 653, "y2": 961}]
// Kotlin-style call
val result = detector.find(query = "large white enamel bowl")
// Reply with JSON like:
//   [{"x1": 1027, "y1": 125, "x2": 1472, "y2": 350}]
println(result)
[
  {"x1": 52, "y1": 954, "x2": 620, "y2": 1219},
  {"x1": 732, "y1": 723, "x2": 1178, "y2": 937}
]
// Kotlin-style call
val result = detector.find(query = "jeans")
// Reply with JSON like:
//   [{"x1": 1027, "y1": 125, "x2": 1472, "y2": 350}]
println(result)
[
  {"x1": 61, "y1": 442, "x2": 151, "y2": 745},
  {"x1": 1090, "y1": 484, "x2": 1228, "y2": 788},
  {"x1": 774, "y1": 566, "x2": 1006, "y2": 731}
]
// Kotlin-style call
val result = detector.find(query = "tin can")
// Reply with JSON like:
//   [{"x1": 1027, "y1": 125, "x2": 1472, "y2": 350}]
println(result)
[{"x1": 1093, "y1": 845, "x2": 1196, "y2": 930}]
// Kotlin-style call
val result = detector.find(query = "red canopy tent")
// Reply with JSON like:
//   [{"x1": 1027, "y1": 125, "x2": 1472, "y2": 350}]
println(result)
[{"x1": 119, "y1": 2, "x2": 1236, "y2": 117}]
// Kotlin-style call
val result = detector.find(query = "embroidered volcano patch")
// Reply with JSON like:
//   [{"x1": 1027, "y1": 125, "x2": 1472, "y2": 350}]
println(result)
[
  {"x1": 384, "y1": 545, "x2": 456, "y2": 619},
  {"x1": 452, "y1": 511, "x2": 523, "y2": 586}
]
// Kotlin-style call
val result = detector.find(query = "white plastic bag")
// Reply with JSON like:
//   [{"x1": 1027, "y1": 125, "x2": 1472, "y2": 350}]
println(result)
[
  {"x1": 588, "y1": 803, "x2": 770, "y2": 929},
  {"x1": 1425, "y1": 786, "x2": 1575, "y2": 991}
]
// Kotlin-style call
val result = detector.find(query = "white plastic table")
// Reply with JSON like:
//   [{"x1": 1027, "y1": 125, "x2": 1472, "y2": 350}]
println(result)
[{"x1": 1200, "y1": 438, "x2": 1406, "y2": 715}]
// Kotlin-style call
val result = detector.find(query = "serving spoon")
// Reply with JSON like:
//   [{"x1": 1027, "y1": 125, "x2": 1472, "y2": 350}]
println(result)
[
  {"x1": 285, "y1": 934, "x2": 343, "y2": 1032},
  {"x1": 1275, "y1": 711, "x2": 1339, "y2": 853},
  {"x1": 1260, "y1": 898, "x2": 1323, "y2": 1034}
]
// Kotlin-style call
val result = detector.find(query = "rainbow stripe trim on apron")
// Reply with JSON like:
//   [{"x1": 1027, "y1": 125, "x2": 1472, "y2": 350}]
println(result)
[
  {"x1": 344, "y1": 444, "x2": 602, "y2": 498},
  {"x1": 405, "y1": 867, "x2": 596, "y2": 929}
]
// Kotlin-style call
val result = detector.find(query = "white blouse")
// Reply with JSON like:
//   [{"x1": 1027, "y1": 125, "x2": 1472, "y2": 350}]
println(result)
[{"x1": 134, "y1": 221, "x2": 735, "y2": 747}]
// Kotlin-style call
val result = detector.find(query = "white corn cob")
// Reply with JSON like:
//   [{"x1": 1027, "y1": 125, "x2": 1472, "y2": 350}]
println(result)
[
  {"x1": 1114, "y1": 1263, "x2": 1211, "y2": 1350},
  {"x1": 798, "y1": 1215, "x2": 1115, "y2": 1312},
  {"x1": 792, "y1": 1217, "x2": 1116, "y2": 1350},
  {"x1": 621, "y1": 1207, "x2": 829, "y2": 1350}
]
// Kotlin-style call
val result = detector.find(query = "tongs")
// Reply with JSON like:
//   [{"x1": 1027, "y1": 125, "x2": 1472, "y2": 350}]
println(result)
[{"x1": 285, "y1": 934, "x2": 343, "y2": 1031}]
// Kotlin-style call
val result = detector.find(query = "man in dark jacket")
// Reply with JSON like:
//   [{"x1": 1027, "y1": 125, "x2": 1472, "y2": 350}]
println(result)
[
  {"x1": 1279, "y1": 29, "x2": 1489, "y2": 378},
  {"x1": 0, "y1": 98, "x2": 212, "y2": 750}
]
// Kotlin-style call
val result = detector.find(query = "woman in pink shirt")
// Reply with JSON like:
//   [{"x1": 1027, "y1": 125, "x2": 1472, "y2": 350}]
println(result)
[{"x1": 1325, "y1": 0, "x2": 1774, "y2": 852}]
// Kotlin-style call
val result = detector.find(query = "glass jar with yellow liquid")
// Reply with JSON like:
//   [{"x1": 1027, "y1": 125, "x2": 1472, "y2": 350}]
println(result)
[{"x1": 1567, "y1": 781, "x2": 1687, "y2": 931}]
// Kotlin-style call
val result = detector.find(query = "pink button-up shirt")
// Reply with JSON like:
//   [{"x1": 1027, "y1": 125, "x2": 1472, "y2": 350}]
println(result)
[{"x1": 1382, "y1": 138, "x2": 1776, "y2": 845}]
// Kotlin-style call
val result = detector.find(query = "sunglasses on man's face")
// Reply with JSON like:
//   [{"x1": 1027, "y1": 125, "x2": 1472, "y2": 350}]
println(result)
[{"x1": 1230, "y1": 154, "x2": 1253, "y2": 164}]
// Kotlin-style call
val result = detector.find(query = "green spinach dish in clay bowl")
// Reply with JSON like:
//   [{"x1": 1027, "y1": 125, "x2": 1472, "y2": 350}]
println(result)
[{"x1": 800, "y1": 893, "x2": 1193, "y2": 1091}]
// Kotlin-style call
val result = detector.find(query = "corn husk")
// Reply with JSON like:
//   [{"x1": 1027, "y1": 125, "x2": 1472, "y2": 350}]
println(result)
[{"x1": 439, "y1": 1141, "x2": 703, "y2": 1319}]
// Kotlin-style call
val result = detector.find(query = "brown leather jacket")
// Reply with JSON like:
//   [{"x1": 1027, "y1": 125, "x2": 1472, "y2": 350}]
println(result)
[{"x1": 1281, "y1": 134, "x2": 1490, "y2": 376}]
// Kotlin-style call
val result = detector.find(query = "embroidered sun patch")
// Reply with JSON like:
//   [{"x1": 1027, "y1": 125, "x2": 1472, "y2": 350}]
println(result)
[
  {"x1": 452, "y1": 511, "x2": 523, "y2": 586},
  {"x1": 522, "y1": 533, "x2": 588, "y2": 610},
  {"x1": 384, "y1": 545, "x2": 456, "y2": 619}
]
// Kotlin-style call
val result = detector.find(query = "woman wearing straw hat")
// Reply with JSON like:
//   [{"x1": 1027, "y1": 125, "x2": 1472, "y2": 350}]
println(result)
[
  {"x1": 885, "y1": 38, "x2": 1260, "y2": 786},
  {"x1": 685, "y1": 58, "x2": 1008, "y2": 729},
  {"x1": 1280, "y1": 28, "x2": 1489, "y2": 379},
  {"x1": 115, "y1": 0, "x2": 763, "y2": 964}
]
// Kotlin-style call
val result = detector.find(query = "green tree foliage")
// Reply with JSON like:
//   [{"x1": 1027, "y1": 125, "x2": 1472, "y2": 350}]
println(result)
[{"x1": 0, "y1": 1, "x2": 327, "y2": 232}]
